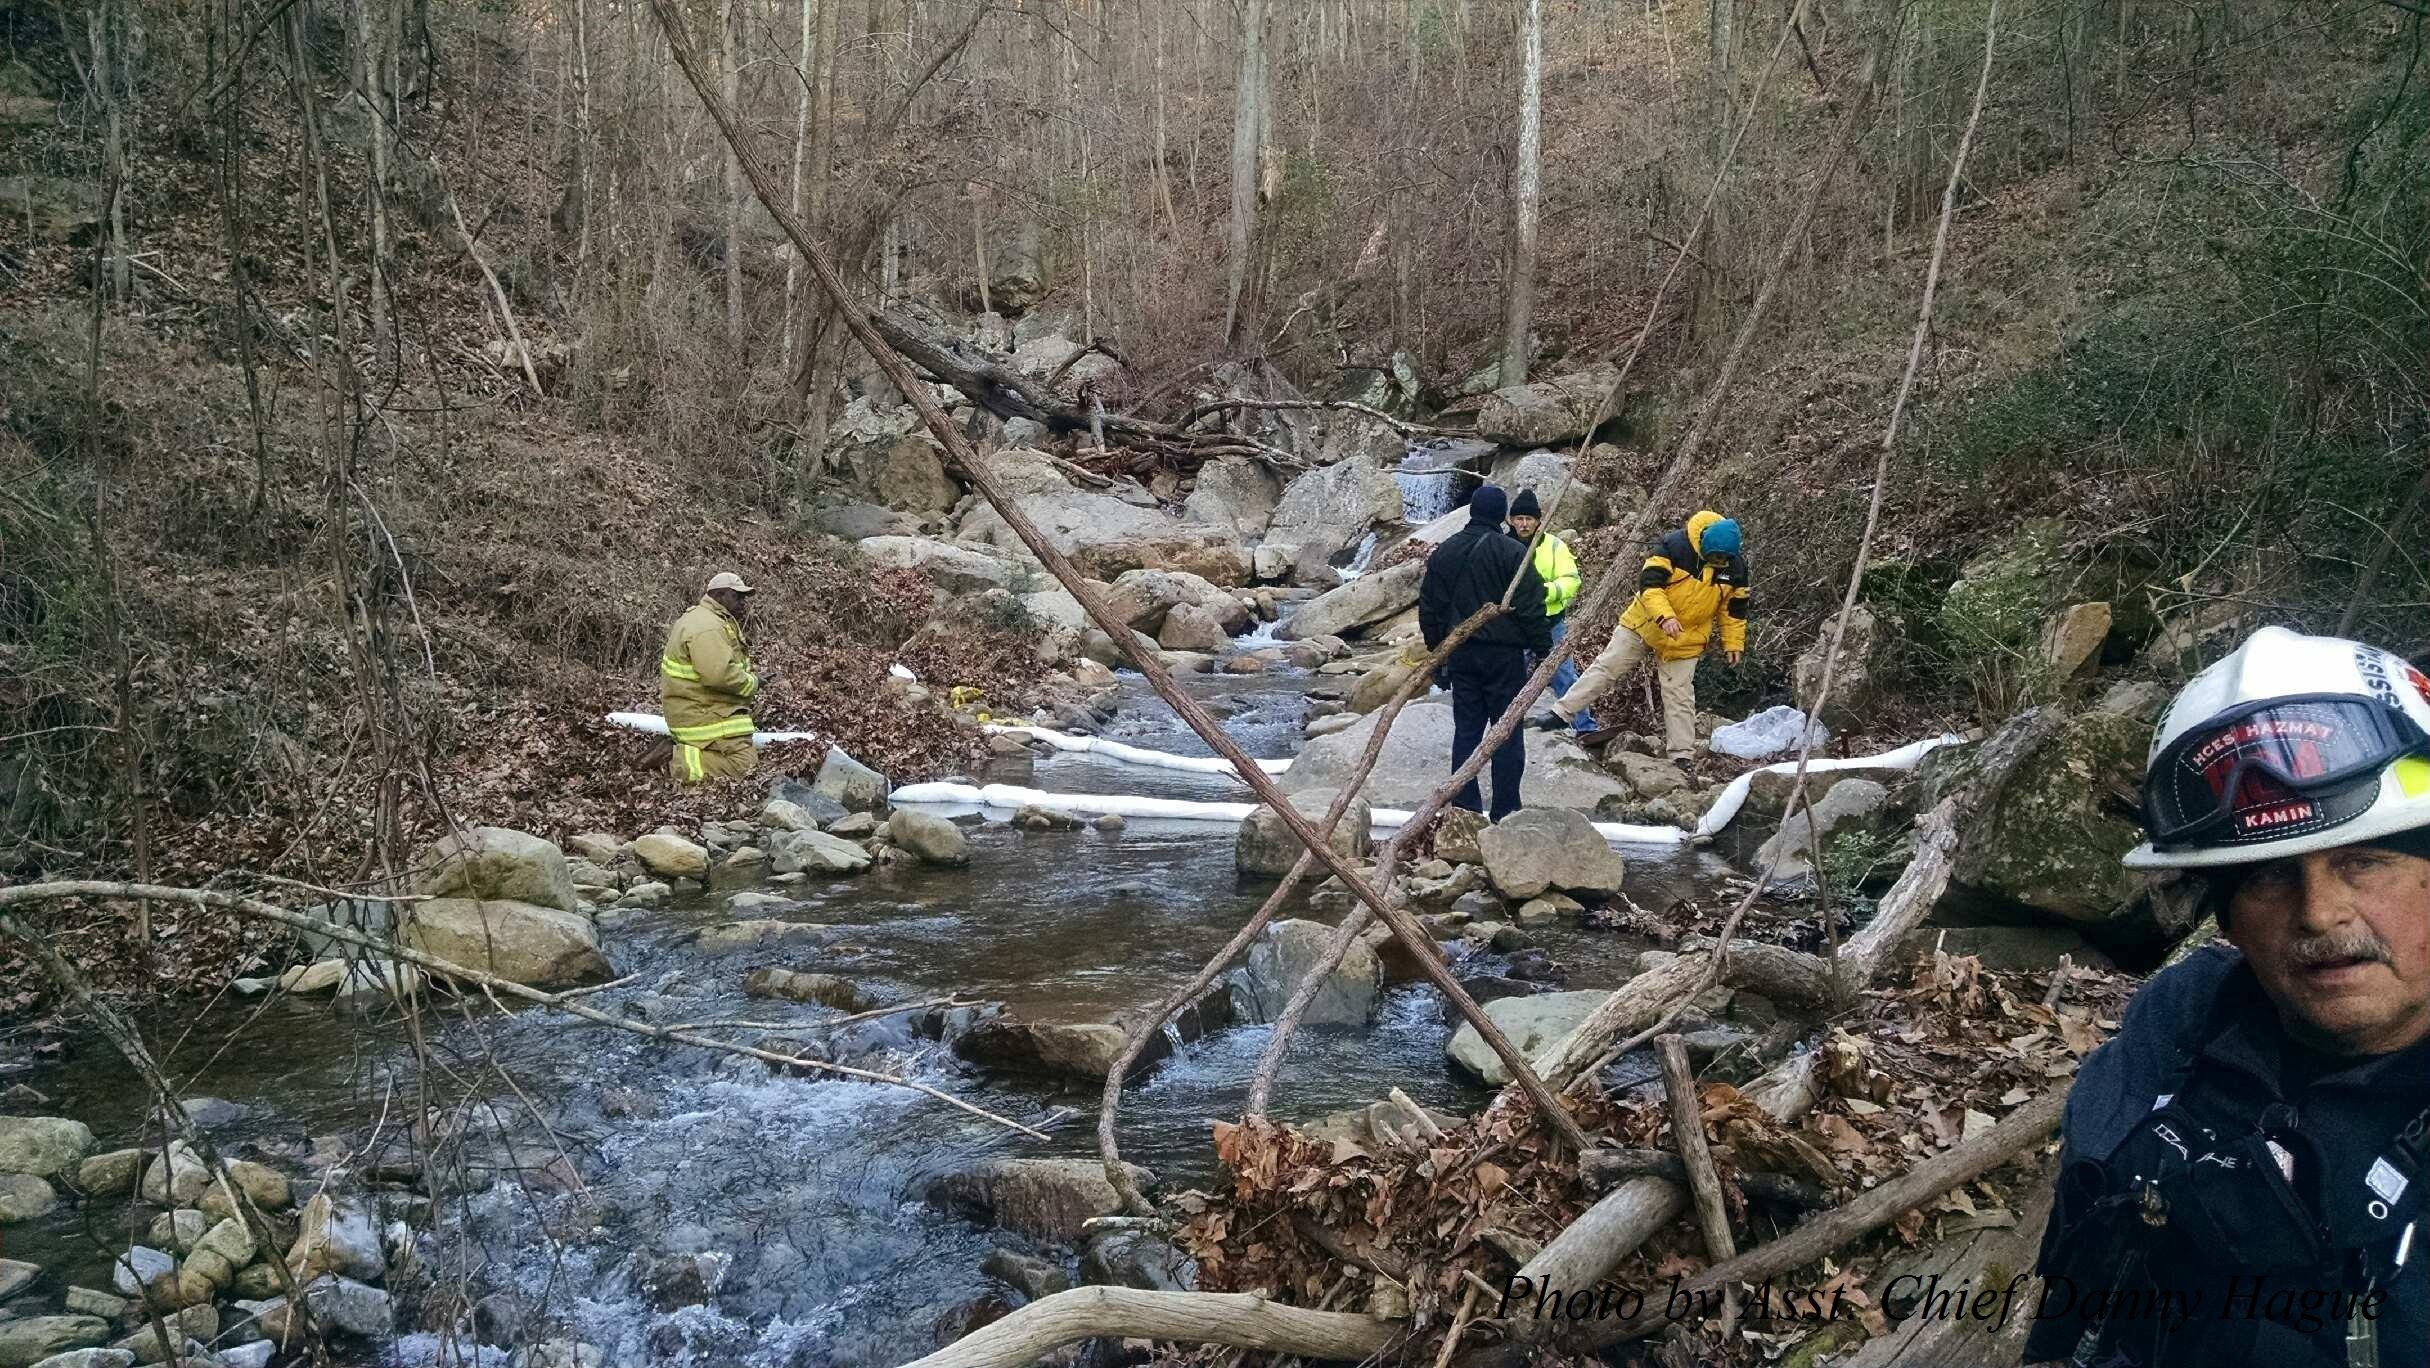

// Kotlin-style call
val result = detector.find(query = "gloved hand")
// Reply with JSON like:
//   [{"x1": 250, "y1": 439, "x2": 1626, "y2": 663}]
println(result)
[{"x1": 1530, "y1": 713, "x2": 1567, "y2": 732}]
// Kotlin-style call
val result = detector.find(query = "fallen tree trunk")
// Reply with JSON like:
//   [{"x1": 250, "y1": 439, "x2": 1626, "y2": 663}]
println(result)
[
  {"x1": 891, "y1": 1288, "x2": 1400, "y2": 1368},
  {"x1": 1579, "y1": 1150, "x2": 1828, "y2": 1210},
  {"x1": 1573, "y1": 1087, "x2": 2065, "y2": 1350}
]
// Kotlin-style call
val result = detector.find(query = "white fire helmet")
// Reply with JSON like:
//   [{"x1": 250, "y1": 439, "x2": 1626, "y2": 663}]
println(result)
[{"x1": 2125, "y1": 625, "x2": 2430, "y2": 869}]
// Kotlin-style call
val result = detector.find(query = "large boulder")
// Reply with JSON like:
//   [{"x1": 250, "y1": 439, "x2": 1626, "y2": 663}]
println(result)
[
  {"x1": 1279, "y1": 560, "x2": 1425, "y2": 642},
  {"x1": 1792, "y1": 604, "x2": 1888, "y2": 731},
  {"x1": 417, "y1": 827, "x2": 577, "y2": 913},
  {"x1": 956, "y1": 455, "x2": 1203, "y2": 564},
  {"x1": 401, "y1": 899, "x2": 612, "y2": 988},
  {"x1": 1445, "y1": 989, "x2": 1609, "y2": 1084},
  {"x1": 1155, "y1": 604, "x2": 1229, "y2": 652},
  {"x1": 1478, "y1": 809, "x2": 1624, "y2": 899},
  {"x1": 1181, "y1": 456, "x2": 1284, "y2": 538},
  {"x1": 924, "y1": 1158, "x2": 1151, "y2": 1244},
  {"x1": 0, "y1": 1174, "x2": 56, "y2": 1222},
  {"x1": 859, "y1": 535, "x2": 1019, "y2": 595},
  {"x1": 1752, "y1": 779, "x2": 1892, "y2": 884},
  {"x1": 0, "y1": 1117, "x2": 93, "y2": 1180},
  {"x1": 767, "y1": 828, "x2": 873, "y2": 875},
  {"x1": 1265, "y1": 459, "x2": 1404, "y2": 576},
  {"x1": 1473, "y1": 364, "x2": 1621, "y2": 447},
  {"x1": 1070, "y1": 531, "x2": 1253, "y2": 587},
  {"x1": 814, "y1": 746, "x2": 891, "y2": 814},
  {"x1": 1233, "y1": 919, "x2": 1381, "y2": 1026},
  {"x1": 1237, "y1": 788, "x2": 1372, "y2": 877},
  {"x1": 863, "y1": 434, "x2": 963, "y2": 513},
  {"x1": 888, "y1": 809, "x2": 971, "y2": 867},
  {"x1": 1104, "y1": 569, "x2": 1250, "y2": 635},
  {"x1": 1926, "y1": 710, "x2": 2148, "y2": 937},
  {"x1": 1278, "y1": 702, "x2": 1628, "y2": 813}
]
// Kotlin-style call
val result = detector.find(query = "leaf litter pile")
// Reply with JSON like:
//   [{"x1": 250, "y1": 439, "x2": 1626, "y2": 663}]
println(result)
[{"x1": 1170, "y1": 949, "x2": 2135, "y2": 1366}]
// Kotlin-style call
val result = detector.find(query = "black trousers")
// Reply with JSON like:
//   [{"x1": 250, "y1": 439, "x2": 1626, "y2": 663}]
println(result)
[{"x1": 1442, "y1": 644, "x2": 1528, "y2": 822}]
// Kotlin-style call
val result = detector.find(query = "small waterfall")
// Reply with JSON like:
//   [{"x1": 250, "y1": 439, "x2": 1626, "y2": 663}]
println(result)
[
  {"x1": 1337, "y1": 529, "x2": 1381, "y2": 578},
  {"x1": 1394, "y1": 437, "x2": 1495, "y2": 526}
]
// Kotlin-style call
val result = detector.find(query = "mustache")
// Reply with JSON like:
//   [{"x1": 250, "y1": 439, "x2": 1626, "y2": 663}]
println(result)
[{"x1": 2289, "y1": 927, "x2": 2393, "y2": 969}]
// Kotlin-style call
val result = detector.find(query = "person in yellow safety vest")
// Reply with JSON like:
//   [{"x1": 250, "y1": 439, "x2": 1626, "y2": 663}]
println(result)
[
  {"x1": 660, "y1": 571, "x2": 772, "y2": 784},
  {"x1": 1506, "y1": 488, "x2": 1598, "y2": 737},
  {"x1": 1533, "y1": 509, "x2": 1748, "y2": 760}
]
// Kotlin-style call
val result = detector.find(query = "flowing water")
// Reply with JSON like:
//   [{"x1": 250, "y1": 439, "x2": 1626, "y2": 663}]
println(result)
[{"x1": 6, "y1": 665, "x2": 1733, "y2": 1368}]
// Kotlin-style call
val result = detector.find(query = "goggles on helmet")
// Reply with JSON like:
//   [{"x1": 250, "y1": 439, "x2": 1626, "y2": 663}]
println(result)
[{"x1": 2143, "y1": 694, "x2": 2430, "y2": 850}]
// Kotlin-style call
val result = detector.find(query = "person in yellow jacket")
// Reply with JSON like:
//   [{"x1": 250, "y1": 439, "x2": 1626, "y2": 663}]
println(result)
[
  {"x1": 1533, "y1": 510, "x2": 1748, "y2": 759},
  {"x1": 1507, "y1": 488, "x2": 1598, "y2": 736},
  {"x1": 660, "y1": 571, "x2": 770, "y2": 784}
]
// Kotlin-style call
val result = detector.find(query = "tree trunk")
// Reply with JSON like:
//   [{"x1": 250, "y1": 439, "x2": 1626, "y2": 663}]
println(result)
[
  {"x1": 1499, "y1": 0, "x2": 1543, "y2": 386},
  {"x1": 723, "y1": 0, "x2": 743, "y2": 344},
  {"x1": 782, "y1": 0, "x2": 815, "y2": 369},
  {"x1": 1222, "y1": 0, "x2": 1269, "y2": 349}
]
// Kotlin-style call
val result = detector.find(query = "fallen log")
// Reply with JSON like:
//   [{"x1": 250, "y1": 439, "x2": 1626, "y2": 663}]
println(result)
[
  {"x1": 1572, "y1": 1087, "x2": 2064, "y2": 1349},
  {"x1": 890, "y1": 1288, "x2": 1400, "y2": 1368},
  {"x1": 1658, "y1": 1034, "x2": 1743, "y2": 1331},
  {"x1": 1578, "y1": 1150, "x2": 1828, "y2": 1211}
]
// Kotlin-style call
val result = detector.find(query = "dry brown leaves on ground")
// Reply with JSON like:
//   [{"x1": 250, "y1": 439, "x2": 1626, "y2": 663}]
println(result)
[{"x1": 1173, "y1": 951, "x2": 2135, "y2": 1365}]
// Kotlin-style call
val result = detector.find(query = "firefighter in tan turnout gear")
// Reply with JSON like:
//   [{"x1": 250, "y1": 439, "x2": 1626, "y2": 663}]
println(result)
[{"x1": 660, "y1": 571, "x2": 767, "y2": 784}]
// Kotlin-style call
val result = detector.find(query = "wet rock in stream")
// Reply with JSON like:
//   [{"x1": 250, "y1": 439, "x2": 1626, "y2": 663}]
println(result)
[{"x1": 923, "y1": 1159, "x2": 1149, "y2": 1245}]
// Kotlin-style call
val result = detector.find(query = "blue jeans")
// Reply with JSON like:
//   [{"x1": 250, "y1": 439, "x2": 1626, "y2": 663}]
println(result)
[{"x1": 1544, "y1": 617, "x2": 1596, "y2": 733}]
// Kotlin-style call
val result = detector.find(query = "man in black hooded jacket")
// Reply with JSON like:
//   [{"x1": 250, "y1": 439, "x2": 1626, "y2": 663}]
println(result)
[{"x1": 1417, "y1": 484, "x2": 1551, "y2": 822}]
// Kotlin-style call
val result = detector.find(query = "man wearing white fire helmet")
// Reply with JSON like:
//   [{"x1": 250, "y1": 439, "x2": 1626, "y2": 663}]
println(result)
[{"x1": 2027, "y1": 626, "x2": 2428, "y2": 1368}]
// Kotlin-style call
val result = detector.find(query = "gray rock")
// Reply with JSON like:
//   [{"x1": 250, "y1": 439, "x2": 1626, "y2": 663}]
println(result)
[
  {"x1": 1479, "y1": 808, "x2": 1625, "y2": 899},
  {"x1": 1280, "y1": 560, "x2": 1424, "y2": 642},
  {"x1": 104, "y1": 1304, "x2": 213, "y2": 1365},
  {"x1": 27, "y1": 1351, "x2": 133, "y2": 1368},
  {"x1": 1104, "y1": 569, "x2": 1251, "y2": 635},
  {"x1": 1474, "y1": 363, "x2": 1621, "y2": 446},
  {"x1": 1265, "y1": 458, "x2": 1405, "y2": 575},
  {"x1": 924, "y1": 1159, "x2": 1150, "y2": 1244},
  {"x1": 859, "y1": 534, "x2": 1020, "y2": 595},
  {"x1": 511, "y1": 1341, "x2": 604, "y2": 1368},
  {"x1": 1082, "y1": 1231, "x2": 1194, "y2": 1292},
  {"x1": 1156, "y1": 603, "x2": 1230, "y2": 652},
  {"x1": 1236, "y1": 787, "x2": 1372, "y2": 877},
  {"x1": 709, "y1": 846, "x2": 770, "y2": 892},
  {"x1": 110, "y1": 1248, "x2": 175, "y2": 1298},
  {"x1": 1753, "y1": 778, "x2": 1892, "y2": 884},
  {"x1": 1792, "y1": 604, "x2": 1888, "y2": 731},
  {"x1": 416, "y1": 826, "x2": 578, "y2": 913},
  {"x1": 1514, "y1": 893, "x2": 1580, "y2": 927},
  {"x1": 768, "y1": 827, "x2": 873, "y2": 875},
  {"x1": 813, "y1": 746, "x2": 891, "y2": 814},
  {"x1": 263, "y1": 1276, "x2": 390, "y2": 1339},
  {"x1": 60, "y1": 1288, "x2": 125, "y2": 1320},
  {"x1": 1233, "y1": 919, "x2": 1380, "y2": 1026},
  {"x1": 1486, "y1": 449, "x2": 1613, "y2": 530},
  {"x1": 0, "y1": 1118, "x2": 92, "y2": 1179},
  {"x1": 1926, "y1": 710, "x2": 2149, "y2": 935},
  {"x1": 0, "y1": 1319, "x2": 109, "y2": 1368},
  {"x1": 887, "y1": 810, "x2": 970, "y2": 867},
  {"x1": 1180, "y1": 455, "x2": 1283, "y2": 538},
  {"x1": 0, "y1": 1173, "x2": 57, "y2": 1222},
  {"x1": 402, "y1": 898, "x2": 612, "y2": 989},
  {"x1": 1011, "y1": 805, "x2": 1082, "y2": 831},
  {"x1": 630, "y1": 832, "x2": 709, "y2": 879},
  {"x1": 147, "y1": 1208, "x2": 208, "y2": 1253},
  {"x1": 980, "y1": 1249, "x2": 1069, "y2": 1302},
  {"x1": 952, "y1": 1019, "x2": 1162, "y2": 1082},
  {"x1": 286, "y1": 1193, "x2": 386, "y2": 1283},
  {"x1": 1445, "y1": 989, "x2": 1611, "y2": 1084},
  {"x1": 826, "y1": 812, "x2": 878, "y2": 838},
  {"x1": 742, "y1": 968, "x2": 866, "y2": 1011},
  {"x1": 1610, "y1": 752, "x2": 1689, "y2": 800},
  {"x1": 213, "y1": 1343, "x2": 272, "y2": 1368},
  {"x1": 615, "y1": 880, "x2": 673, "y2": 909},
  {"x1": 138, "y1": 1143, "x2": 208, "y2": 1205},
  {"x1": 1278, "y1": 702, "x2": 1627, "y2": 813},
  {"x1": 73, "y1": 1149, "x2": 142, "y2": 1197},
  {"x1": 0, "y1": 1257, "x2": 36, "y2": 1300}
]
